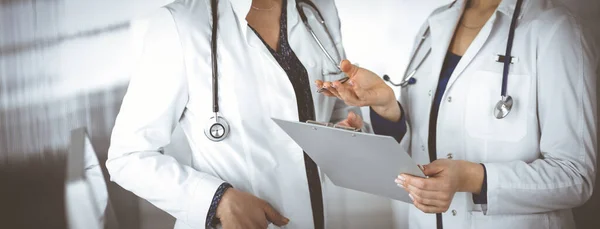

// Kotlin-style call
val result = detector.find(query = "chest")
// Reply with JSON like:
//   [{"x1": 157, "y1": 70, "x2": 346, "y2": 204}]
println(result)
[
  {"x1": 179, "y1": 6, "x2": 341, "y2": 129},
  {"x1": 402, "y1": 24, "x2": 540, "y2": 163}
]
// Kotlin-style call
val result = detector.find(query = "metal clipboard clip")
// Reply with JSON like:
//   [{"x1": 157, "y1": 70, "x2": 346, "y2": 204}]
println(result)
[{"x1": 306, "y1": 120, "x2": 362, "y2": 132}]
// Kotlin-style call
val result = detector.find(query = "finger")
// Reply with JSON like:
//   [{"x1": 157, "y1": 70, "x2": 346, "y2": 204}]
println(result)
[
  {"x1": 322, "y1": 81, "x2": 341, "y2": 97},
  {"x1": 336, "y1": 120, "x2": 351, "y2": 127},
  {"x1": 315, "y1": 80, "x2": 324, "y2": 88},
  {"x1": 406, "y1": 187, "x2": 450, "y2": 208},
  {"x1": 323, "y1": 81, "x2": 333, "y2": 90},
  {"x1": 336, "y1": 112, "x2": 361, "y2": 129},
  {"x1": 401, "y1": 174, "x2": 435, "y2": 191},
  {"x1": 333, "y1": 82, "x2": 363, "y2": 106},
  {"x1": 422, "y1": 160, "x2": 446, "y2": 176},
  {"x1": 340, "y1": 60, "x2": 360, "y2": 79},
  {"x1": 316, "y1": 80, "x2": 335, "y2": 96},
  {"x1": 413, "y1": 199, "x2": 446, "y2": 214},
  {"x1": 346, "y1": 111, "x2": 363, "y2": 129},
  {"x1": 320, "y1": 89, "x2": 336, "y2": 97},
  {"x1": 406, "y1": 184, "x2": 453, "y2": 202},
  {"x1": 412, "y1": 194, "x2": 447, "y2": 208},
  {"x1": 327, "y1": 85, "x2": 342, "y2": 98},
  {"x1": 263, "y1": 203, "x2": 289, "y2": 226}
]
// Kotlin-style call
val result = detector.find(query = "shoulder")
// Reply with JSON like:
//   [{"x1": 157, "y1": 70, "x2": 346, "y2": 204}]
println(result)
[
  {"x1": 522, "y1": 0, "x2": 582, "y2": 39},
  {"x1": 429, "y1": 1, "x2": 459, "y2": 18},
  {"x1": 301, "y1": 0, "x2": 342, "y2": 20},
  {"x1": 164, "y1": 0, "x2": 211, "y2": 28},
  {"x1": 523, "y1": 0, "x2": 597, "y2": 72},
  {"x1": 415, "y1": 1, "x2": 459, "y2": 38},
  {"x1": 131, "y1": 0, "x2": 211, "y2": 45}
]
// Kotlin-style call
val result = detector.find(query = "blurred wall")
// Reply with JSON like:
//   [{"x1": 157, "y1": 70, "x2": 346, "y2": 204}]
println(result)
[{"x1": 0, "y1": 0, "x2": 170, "y2": 228}]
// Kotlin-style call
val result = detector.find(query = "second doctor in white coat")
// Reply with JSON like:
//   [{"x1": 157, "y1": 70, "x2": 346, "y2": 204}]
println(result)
[
  {"x1": 320, "y1": 0, "x2": 597, "y2": 228},
  {"x1": 106, "y1": 0, "x2": 366, "y2": 228}
]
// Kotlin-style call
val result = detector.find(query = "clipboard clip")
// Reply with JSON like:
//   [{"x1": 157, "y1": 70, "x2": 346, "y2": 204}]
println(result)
[{"x1": 306, "y1": 120, "x2": 362, "y2": 132}]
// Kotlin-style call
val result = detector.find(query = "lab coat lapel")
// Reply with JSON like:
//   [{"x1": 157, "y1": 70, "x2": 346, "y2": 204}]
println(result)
[
  {"x1": 287, "y1": 0, "x2": 331, "y2": 122},
  {"x1": 414, "y1": 3, "x2": 461, "y2": 153},
  {"x1": 445, "y1": 12, "x2": 497, "y2": 91},
  {"x1": 427, "y1": 5, "x2": 462, "y2": 96}
]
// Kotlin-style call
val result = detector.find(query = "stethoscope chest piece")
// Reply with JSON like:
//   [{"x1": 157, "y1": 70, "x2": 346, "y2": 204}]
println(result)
[
  {"x1": 205, "y1": 114, "x2": 230, "y2": 142},
  {"x1": 494, "y1": 95, "x2": 513, "y2": 119}
]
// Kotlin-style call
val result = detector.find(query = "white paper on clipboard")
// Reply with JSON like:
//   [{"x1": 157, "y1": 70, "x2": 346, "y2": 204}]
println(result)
[{"x1": 272, "y1": 118, "x2": 425, "y2": 203}]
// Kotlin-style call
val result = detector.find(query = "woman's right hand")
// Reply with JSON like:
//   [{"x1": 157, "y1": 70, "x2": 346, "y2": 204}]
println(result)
[{"x1": 316, "y1": 60, "x2": 401, "y2": 121}]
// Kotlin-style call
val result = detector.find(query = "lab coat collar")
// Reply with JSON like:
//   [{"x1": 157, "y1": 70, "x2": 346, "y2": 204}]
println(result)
[
  {"x1": 497, "y1": 0, "x2": 519, "y2": 16},
  {"x1": 228, "y1": 0, "x2": 300, "y2": 44},
  {"x1": 453, "y1": 0, "x2": 520, "y2": 16},
  {"x1": 228, "y1": 0, "x2": 252, "y2": 37}
]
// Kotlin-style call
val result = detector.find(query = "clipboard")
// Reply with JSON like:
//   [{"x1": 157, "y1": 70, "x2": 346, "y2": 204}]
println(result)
[{"x1": 272, "y1": 118, "x2": 426, "y2": 204}]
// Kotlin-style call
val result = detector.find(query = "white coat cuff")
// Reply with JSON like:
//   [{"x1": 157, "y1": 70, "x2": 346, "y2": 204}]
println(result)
[
  {"x1": 186, "y1": 175, "x2": 225, "y2": 228},
  {"x1": 480, "y1": 162, "x2": 499, "y2": 215}
]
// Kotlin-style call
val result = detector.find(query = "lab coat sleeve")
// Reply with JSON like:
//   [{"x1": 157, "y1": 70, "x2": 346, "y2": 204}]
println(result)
[
  {"x1": 483, "y1": 13, "x2": 597, "y2": 215},
  {"x1": 106, "y1": 9, "x2": 224, "y2": 228}
]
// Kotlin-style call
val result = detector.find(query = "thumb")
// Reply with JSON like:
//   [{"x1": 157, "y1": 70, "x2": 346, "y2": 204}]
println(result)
[
  {"x1": 264, "y1": 203, "x2": 289, "y2": 226},
  {"x1": 422, "y1": 161, "x2": 444, "y2": 176},
  {"x1": 340, "y1": 59, "x2": 360, "y2": 79},
  {"x1": 347, "y1": 112, "x2": 363, "y2": 129}
]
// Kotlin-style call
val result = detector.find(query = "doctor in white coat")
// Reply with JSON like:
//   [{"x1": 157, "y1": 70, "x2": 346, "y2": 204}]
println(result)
[
  {"x1": 106, "y1": 0, "x2": 364, "y2": 228},
  {"x1": 319, "y1": 0, "x2": 597, "y2": 228}
]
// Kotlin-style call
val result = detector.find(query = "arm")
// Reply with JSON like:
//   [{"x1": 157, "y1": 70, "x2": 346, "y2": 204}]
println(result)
[
  {"x1": 316, "y1": 0, "x2": 371, "y2": 132},
  {"x1": 106, "y1": 9, "x2": 224, "y2": 228},
  {"x1": 482, "y1": 13, "x2": 597, "y2": 215},
  {"x1": 370, "y1": 102, "x2": 407, "y2": 142}
]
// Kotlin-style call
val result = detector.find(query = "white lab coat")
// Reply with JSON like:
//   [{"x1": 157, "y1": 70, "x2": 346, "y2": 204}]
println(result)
[
  {"x1": 394, "y1": 0, "x2": 597, "y2": 228},
  {"x1": 106, "y1": 0, "x2": 364, "y2": 228}
]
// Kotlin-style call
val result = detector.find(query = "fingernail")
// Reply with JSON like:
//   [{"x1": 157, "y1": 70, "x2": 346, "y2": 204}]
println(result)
[
  {"x1": 284, "y1": 218, "x2": 290, "y2": 223},
  {"x1": 395, "y1": 179, "x2": 405, "y2": 188},
  {"x1": 408, "y1": 194, "x2": 414, "y2": 201},
  {"x1": 397, "y1": 175, "x2": 405, "y2": 182},
  {"x1": 348, "y1": 80, "x2": 354, "y2": 86}
]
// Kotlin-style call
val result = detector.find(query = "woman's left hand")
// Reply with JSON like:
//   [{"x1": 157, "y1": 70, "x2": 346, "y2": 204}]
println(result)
[{"x1": 395, "y1": 160, "x2": 484, "y2": 213}]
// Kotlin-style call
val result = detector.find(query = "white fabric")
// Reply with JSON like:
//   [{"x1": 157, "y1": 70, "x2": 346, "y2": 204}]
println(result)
[
  {"x1": 106, "y1": 0, "x2": 364, "y2": 228},
  {"x1": 397, "y1": 0, "x2": 598, "y2": 228}
]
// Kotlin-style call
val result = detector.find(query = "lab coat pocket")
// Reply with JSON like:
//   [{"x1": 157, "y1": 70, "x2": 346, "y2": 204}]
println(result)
[
  {"x1": 464, "y1": 70, "x2": 530, "y2": 142},
  {"x1": 470, "y1": 211, "x2": 550, "y2": 229}
]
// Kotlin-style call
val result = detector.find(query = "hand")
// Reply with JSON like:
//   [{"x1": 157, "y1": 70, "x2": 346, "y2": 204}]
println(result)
[
  {"x1": 315, "y1": 60, "x2": 400, "y2": 121},
  {"x1": 335, "y1": 111, "x2": 363, "y2": 130},
  {"x1": 216, "y1": 188, "x2": 289, "y2": 229},
  {"x1": 395, "y1": 160, "x2": 484, "y2": 213}
]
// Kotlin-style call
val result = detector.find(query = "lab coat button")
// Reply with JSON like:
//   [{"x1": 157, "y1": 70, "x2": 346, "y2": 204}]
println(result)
[
  {"x1": 446, "y1": 153, "x2": 453, "y2": 159},
  {"x1": 428, "y1": 90, "x2": 432, "y2": 96},
  {"x1": 452, "y1": 210, "x2": 457, "y2": 216},
  {"x1": 421, "y1": 145, "x2": 425, "y2": 151},
  {"x1": 447, "y1": 96, "x2": 452, "y2": 102}
]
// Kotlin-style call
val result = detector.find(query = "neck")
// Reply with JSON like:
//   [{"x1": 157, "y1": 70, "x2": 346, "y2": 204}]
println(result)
[
  {"x1": 251, "y1": 0, "x2": 278, "y2": 8},
  {"x1": 467, "y1": 0, "x2": 502, "y2": 9}
]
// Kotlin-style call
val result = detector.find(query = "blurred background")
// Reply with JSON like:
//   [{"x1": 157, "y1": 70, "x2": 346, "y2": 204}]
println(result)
[{"x1": 0, "y1": 0, "x2": 598, "y2": 228}]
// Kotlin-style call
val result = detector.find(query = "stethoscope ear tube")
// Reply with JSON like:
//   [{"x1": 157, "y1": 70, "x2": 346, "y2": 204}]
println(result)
[
  {"x1": 495, "y1": 0, "x2": 523, "y2": 119},
  {"x1": 211, "y1": 0, "x2": 219, "y2": 114},
  {"x1": 206, "y1": 0, "x2": 231, "y2": 142}
]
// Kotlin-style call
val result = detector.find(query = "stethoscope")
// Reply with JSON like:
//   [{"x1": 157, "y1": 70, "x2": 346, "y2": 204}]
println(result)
[
  {"x1": 384, "y1": 0, "x2": 524, "y2": 119},
  {"x1": 205, "y1": 0, "x2": 341, "y2": 141}
]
